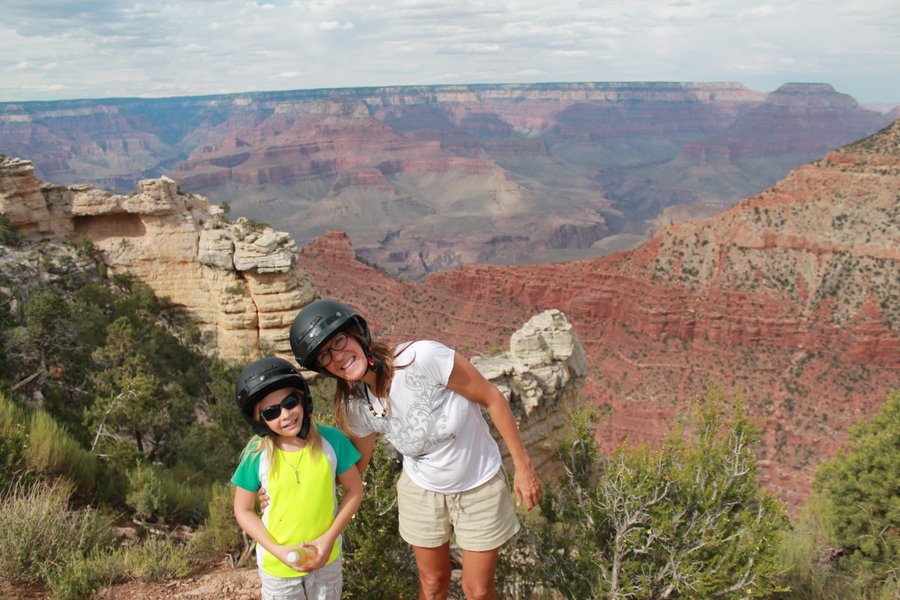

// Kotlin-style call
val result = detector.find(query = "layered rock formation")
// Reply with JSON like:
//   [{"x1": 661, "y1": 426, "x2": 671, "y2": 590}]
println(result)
[
  {"x1": 473, "y1": 309, "x2": 587, "y2": 478},
  {"x1": 2, "y1": 118, "x2": 897, "y2": 507},
  {"x1": 296, "y1": 121, "x2": 900, "y2": 506},
  {"x1": 0, "y1": 154, "x2": 316, "y2": 358},
  {"x1": 2, "y1": 83, "x2": 893, "y2": 279}
]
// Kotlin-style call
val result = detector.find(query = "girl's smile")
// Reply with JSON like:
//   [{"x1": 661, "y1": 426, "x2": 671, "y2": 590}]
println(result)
[{"x1": 258, "y1": 389, "x2": 305, "y2": 437}]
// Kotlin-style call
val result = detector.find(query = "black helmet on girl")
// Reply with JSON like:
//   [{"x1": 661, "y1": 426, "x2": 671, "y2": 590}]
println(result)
[
  {"x1": 289, "y1": 299, "x2": 375, "y2": 374},
  {"x1": 235, "y1": 356, "x2": 312, "y2": 438}
]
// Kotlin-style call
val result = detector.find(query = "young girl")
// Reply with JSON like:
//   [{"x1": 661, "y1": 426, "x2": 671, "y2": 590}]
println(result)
[
  {"x1": 231, "y1": 356, "x2": 363, "y2": 600},
  {"x1": 288, "y1": 299, "x2": 542, "y2": 600}
]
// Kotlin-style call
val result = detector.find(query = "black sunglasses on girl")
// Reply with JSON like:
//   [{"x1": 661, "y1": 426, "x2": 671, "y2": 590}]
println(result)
[{"x1": 260, "y1": 393, "x2": 302, "y2": 422}]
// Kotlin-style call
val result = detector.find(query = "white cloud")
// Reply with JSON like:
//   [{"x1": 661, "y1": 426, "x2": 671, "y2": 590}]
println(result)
[
  {"x1": 551, "y1": 50, "x2": 587, "y2": 58},
  {"x1": 319, "y1": 21, "x2": 354, "y2": 30},
  {"x1": 0, "y1": 0, "x2": 897, "y2": 103}
]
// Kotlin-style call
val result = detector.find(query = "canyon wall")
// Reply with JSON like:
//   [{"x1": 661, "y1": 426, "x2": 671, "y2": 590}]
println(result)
[
  {"x1": 2, "y1": 83, "x2": 894, "y2": 279},
  {"x1": 2, "y1": 118, "x2": 897, "y2": 506},
  {"x1": 295, "y1": 121, "x2": 900, "y2": 505}
]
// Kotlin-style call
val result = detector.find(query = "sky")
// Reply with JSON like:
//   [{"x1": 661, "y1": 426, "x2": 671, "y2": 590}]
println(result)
[{"x1": 1, "y1": 0, "x2": 899, "y2": 106}]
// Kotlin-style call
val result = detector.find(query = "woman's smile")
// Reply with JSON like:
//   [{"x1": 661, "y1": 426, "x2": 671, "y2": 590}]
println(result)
[{"x1": 324, "y1": 336, "x2": 368, "y2": 380}]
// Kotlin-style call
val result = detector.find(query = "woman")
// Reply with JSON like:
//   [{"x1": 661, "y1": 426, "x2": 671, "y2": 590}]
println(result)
[{"x1": 289, "y1": 299, "x2": 542, "y2": 600}]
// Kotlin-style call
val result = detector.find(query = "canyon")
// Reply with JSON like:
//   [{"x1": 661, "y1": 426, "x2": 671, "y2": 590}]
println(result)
[
  {"x1": 0, "y1": 91, "x2": 897, "y2": 509},
  {"x1": 295, "y1": 121, "x2": 900, "y2": 506},
  {"x1": 1, "y1": 82, "x2": 895, "y2": 279}
]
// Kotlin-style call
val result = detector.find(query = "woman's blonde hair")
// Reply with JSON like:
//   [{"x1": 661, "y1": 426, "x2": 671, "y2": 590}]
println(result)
[{"x1": 241, "y1": 388, "x2": 322, "y2": 472}]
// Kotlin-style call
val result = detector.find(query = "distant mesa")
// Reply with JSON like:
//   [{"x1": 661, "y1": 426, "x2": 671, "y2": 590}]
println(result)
[
  {"x1": 0, "y1": 82, "x2": 892, "y2": 279},
  {"x1": 1, "y1": 91, "x2": 897, "y2": 509}
]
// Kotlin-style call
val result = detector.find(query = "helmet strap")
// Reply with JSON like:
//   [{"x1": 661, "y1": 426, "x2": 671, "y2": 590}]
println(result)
[
  {"x1": 298, "y1": 395, "x2": 313, "y2": 439},
  {"x1": 299, "y1": 414, "x2": 311, "y2": 439},
  {"x1": 363, "y1": 346, "x2": 383, "y2": 374}
]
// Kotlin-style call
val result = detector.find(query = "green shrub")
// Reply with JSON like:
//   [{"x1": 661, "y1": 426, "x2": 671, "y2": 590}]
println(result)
[
  {"x1": 25, "y1": 409, "x2": 97, "y2": 493},
  {"x1": 778, "y1": 493, "x2": 864, "y2": 599},
  {"x1": 43, "y1": 551, "x2": 112, "y2": 600},
  {"x1": 118, "y1": 535, "x2": 193, "y2": 580},
  {"x1": 0, "y1": 393, "x2": 27, "y2": 491},
  {"x1": 0, "y1": 214, "x2": 23, "y2": 247},
  {"x1": 779, "y1": 391, "x2": 900, "y2": 599},
  {"x1": 0, "y1": 478, "x2": 115, "y2": 585},
  {"x1": 342, "y1": 441, "x2": 418, "y2": 599},
  {"x1": 44, "y1": 535, "x2": 193, "y2": 600},
  {"x1": 521, "y1": 387, "x2": 788, "y2": 599},
  {"x1": 187, "y1": 483, "x2": 245, "y2": 562},
  {"x1": 126, "y1": 463, "x2": 211, "y2": 523}
]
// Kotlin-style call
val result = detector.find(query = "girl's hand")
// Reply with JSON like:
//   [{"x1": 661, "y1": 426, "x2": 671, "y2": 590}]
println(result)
[
  {"x1": 283, "y1": 543, "x2": 320, "y2": 571},
  {"x1": 274, "y1": 544, "x2": 308, "y2": 572},
  {"x1": 302, "y1": 536, "x2": 334, "y2": 571}
]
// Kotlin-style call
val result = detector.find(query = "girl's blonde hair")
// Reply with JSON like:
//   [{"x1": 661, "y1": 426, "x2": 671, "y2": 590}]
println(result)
[
  {"x1": 331, "y1": 331, "x2": 409, "y2": 435},
  {"x1": 241, "y1": 388, "x2": 322, "y2": 472}
]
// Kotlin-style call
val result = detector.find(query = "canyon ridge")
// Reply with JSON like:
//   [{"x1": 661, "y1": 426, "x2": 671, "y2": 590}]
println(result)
[
  {"x1": 1, "y1": 82, "x2": 895, "y2": 279},
  {"x1": 2, "y1": 118, "x2": 896, "y2": 508}
]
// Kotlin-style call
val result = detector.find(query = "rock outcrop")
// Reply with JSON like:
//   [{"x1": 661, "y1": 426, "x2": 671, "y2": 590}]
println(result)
[
  {"x1": 0, "y1": 154, "x2": 316, "y2": 359},
  {"x1": 473, "y1": 309, "x2": 587, "y2": 478}
]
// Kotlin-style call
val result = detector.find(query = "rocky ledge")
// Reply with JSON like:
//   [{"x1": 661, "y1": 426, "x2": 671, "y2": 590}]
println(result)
[{"x1": 0, "y1": 154, "x2": 316, "y2": 358}]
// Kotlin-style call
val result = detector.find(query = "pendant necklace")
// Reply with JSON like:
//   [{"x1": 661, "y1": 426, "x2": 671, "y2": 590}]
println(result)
[
  {"x1": 364, "y1": 386, "x2": 388, "y2": 418},
  {"x1": 281, "y1": 448, "x2": 304, "y2": 484}
]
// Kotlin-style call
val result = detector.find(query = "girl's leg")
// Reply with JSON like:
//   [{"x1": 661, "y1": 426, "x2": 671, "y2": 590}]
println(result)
[
  {"x1": 413, "y1": 542, "x2": 452, "y2": 600},
  {"x1": 302, "y1": 557, "x2": 343, "y2": 600},
  {"x1": 460, "y1": 548, "x2": 499, "y2": 600},
  {"x1": 258, "y1": 568, "x2": 308, "y2": 600}
]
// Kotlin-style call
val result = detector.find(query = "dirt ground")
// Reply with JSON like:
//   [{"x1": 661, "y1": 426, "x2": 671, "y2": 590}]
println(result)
[{"x1": 0, "y1": 562, "x2": 261, "y2": 600}]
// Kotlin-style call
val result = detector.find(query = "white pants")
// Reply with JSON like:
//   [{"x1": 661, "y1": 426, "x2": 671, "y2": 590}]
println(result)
[{"x1": 258, "y1": 557, "x2": 342, "y2": 600}]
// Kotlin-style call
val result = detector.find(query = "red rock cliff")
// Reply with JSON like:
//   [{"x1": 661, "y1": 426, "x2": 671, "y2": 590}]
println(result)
[{"x1": 297, "y1": 121, "x2": 900, "y2": 507}]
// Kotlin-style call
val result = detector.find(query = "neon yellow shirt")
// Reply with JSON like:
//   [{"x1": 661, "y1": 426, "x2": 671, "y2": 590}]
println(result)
[{"x1": 231, "y1": 425, "x2": 360, "y2": 578}]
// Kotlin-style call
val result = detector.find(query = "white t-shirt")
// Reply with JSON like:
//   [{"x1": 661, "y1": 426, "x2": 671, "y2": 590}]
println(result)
[{"x1": 347, "y1": 340, "x2": 502, "y2": 493}]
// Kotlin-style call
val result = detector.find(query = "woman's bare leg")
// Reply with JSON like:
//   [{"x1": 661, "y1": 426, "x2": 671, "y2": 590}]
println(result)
[
  {"x1": 460, "y1": 547, "x2": 499, "y2": 600},
  {"x1": 413, "y1": 542, "x2": 452, "y2": 600}
]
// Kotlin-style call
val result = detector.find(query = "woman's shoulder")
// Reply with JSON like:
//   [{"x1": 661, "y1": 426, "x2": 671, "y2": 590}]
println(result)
[
  {"x1": 395, "y1": 339, "x2": 450, "y2": 357},
  {"x1": 394, "y1": 340, "x2": 455, "y2": 380}
]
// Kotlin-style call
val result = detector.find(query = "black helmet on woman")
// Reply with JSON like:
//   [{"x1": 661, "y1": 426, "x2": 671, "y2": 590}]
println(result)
[
  {"x1": 235, "y1": 356, "x2": 312, "y2": 438},
  {"x1": 290, "y1": 299, "x2": 372, "y2": 374}
]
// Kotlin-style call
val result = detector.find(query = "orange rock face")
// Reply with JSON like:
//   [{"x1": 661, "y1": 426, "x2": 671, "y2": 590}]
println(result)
[{"x1": 298, "y1": 122, "x2": 900, "y2": 507}]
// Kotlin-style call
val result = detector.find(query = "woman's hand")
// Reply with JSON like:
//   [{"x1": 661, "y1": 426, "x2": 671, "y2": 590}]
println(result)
[
  {"x1": 513, "y1": 464, "x2": 543, "y2": 511},
  {"x1": 258, "y1": 487, "x2": 270, "y2": 510}
]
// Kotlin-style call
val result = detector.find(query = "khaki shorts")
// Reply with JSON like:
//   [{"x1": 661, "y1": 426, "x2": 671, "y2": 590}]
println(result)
[{"x1": 396, "y1": 469, "x2": 520, "y2": 551}]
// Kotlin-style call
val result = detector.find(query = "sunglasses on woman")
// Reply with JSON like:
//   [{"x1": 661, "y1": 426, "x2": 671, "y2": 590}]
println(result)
[{"x1": 260, "y1": 393, "x2": 303, "y2": 422}]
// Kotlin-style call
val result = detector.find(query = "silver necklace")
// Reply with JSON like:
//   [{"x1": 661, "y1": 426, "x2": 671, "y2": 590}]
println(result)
[{"x1": 281, "y1": 448, "x2": 304, "y2": 484}]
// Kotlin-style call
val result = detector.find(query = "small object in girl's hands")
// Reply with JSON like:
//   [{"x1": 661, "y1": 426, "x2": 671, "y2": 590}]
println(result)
[{"x1": 286, "y1": 546, "x2": 318, "y2": 569}]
